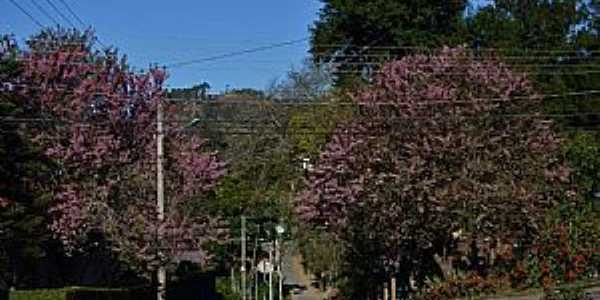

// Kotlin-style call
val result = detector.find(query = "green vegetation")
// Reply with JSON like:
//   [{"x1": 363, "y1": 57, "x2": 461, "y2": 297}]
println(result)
[
  {"x1": 9, "y1": 287, "x2": 153, "y2": 300},
  {"x1": 2, "y1": 1, "x2": 600, "y2": 299},
  {"x1": 10, "y1": 288, "x2": 68, "y2": 300},
  {"x1": 0, "y1": 34, "x2": 55, "y2": 289},
  {"x1": 310, "y1": 0, "x2": 468, "y2": 85}
]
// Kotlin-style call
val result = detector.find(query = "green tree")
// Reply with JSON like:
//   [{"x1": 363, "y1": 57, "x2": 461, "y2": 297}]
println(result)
[
  {"x1": 0, "y1": 34, "x2": 54, "y2": 289},
  {"x1": 192, "y1": 93, "x2": 300, "y2": 275},
  {"x1": 467, "y1": 0, "x2": 585, "y2": 49},
  {"x1": 465, "y1": 1, "x2": 600, "y2": 130},
  {"x1": 168, "y1": 81, "x2": 211, "y2": 100},
  {"x1": 310, "y1": 0, "x2": 468, "y2": 85}
]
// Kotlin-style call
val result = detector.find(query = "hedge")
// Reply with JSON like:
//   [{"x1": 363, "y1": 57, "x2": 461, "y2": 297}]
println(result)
[{"x1": 9, "y1": 287, "x2": 154, "y2": 300}]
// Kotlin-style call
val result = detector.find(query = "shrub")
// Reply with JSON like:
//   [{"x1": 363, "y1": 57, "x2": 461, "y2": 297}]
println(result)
[
  {"x1": 416, "y1": 273, "x2": 509, "y2": 300},
  {"x1": 216, "y1": 277, "x2": 241, "y2": 300},
  {"x1": 543, "y1": 285, "x2": 586, "y2": 300}
]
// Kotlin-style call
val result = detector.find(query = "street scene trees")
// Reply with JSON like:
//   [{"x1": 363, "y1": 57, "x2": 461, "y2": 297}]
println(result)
[{"x1": 1, "y1": 0, "x2": 600, "y2": 299}]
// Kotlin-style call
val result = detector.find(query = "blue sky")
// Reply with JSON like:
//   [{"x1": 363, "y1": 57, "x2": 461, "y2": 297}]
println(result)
[
  {"x1": 2, "y1": 0, "x2": 322, "y2": 92},
  {"x1": 3, "y1": 0, "x2": 490, "y2": 92}
]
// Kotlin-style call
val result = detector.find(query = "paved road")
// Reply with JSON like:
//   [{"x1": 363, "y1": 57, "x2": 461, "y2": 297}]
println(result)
[{"x1": 282, "y1": 252, "x2": 328, "y2": 300}]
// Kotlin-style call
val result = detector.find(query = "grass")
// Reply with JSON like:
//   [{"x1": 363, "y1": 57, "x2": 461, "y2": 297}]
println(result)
[
  {"x1": 9, "y1": 286, "x2": 149, "y2": 300},
  {"x1": 9, "y1": 288, "x2": 69, "y2": 300}
]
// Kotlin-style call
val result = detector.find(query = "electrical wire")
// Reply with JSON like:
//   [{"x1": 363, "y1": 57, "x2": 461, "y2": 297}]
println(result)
[
  {"x1": 29, "y1": 0, "x2": 60, "y2": 27},
  {"x1": 9, "y1": 59, "x2": 600, "y2": 78},
  {"x1": 7, "y1": 0, "x2": 45, "y2": 29},
  {"x1": 310, "y1": 44, "x2": 599, "y2": 54},
  {"x1": 44, "y1": 0, "x2": 76, "y2": 28},
  {"x1": 56, "y1": 0, "x2": 85, "y2": 28},
  {"x1": 2, "y1": 87, "x2": 598, "y2": 134},
  {"x1": 165, "y1": 38, "x2": 309, "y2": 68}
]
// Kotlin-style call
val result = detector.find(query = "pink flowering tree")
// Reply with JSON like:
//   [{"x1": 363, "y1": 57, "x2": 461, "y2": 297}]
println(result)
[
  {"x1": 297, "y1": 47, "x2": 576, "y2": 295},
  {"x1": 12, "y1": 30, "x2": 225, "y2": 275}
]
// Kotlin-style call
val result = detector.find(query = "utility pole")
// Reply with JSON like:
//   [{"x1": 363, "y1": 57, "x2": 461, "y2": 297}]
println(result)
[
  {"x1": 156, "y1": 101, "x2": 166, "y2": 300},
  {"x1": 241, "y1": 215, "x2": 247, "y2": 300},
  {"x1": 276, "y1": 237, "x2": 281, "y2": 300},
  {"x1": 268, "y1": 242, "x2": 273, "y2": 300},
  {"x1": 383, "y1": 283, "x2": 389, "y2": 300},
  {"x1": 275, "y1": 226, "x2": 284, "y2": 300},
  {"x1": 253, "y1": 228, "x2": 258, "y2": 300},
  {"x1": 391, "y1": 277, "x2": 397, "y2": 300},
  {"x1": 263, "y1": 271, "x2": 267, "y2": 300}
]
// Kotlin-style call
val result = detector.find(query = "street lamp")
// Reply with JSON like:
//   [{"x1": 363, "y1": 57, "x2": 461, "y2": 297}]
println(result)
[{"x1": 275, "y1": 224, "x2": 285, "y2": 236}]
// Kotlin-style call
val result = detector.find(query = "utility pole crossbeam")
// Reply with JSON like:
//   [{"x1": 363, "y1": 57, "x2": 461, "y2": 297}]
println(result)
[{"x1": 156, "y1": 101, "x2": 166, "y2": 300}]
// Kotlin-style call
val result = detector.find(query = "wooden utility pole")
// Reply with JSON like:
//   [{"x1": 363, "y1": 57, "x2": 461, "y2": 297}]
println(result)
[
  {"x1": 391, "y1": 277, "x2": 396, "y2": 300},
  {"x1": 276, "y1": 237, "x2": 282, "y2": 300},
  {"x1": 156, "y1": 101, "x2": 166, "y2": 300},
  {"x1": 269, "y1": 242, "x2": 273, "y2": 300},
  {"x1": 383, "y1": 283, "x2": 389, "y2": 300},
  {"x1": 253, "y1": 228, "x2": 258, "y2": 300},
  {"x1": 241, "y1": 215, "x2": 247, "y2": 300}
]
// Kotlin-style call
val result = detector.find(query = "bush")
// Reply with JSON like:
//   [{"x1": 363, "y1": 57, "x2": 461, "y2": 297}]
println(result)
[
  {"x1": 9, "y1": 287, "x2": 154, "y2": 300},
  {"x1": 216, "y1": 277, "x2": 241, "y2": 300},
  {"x1": 544, "y1": 285, "x2": 586, "y2": 300}
]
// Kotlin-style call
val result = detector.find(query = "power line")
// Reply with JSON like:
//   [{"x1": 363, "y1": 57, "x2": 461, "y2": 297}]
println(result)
[
  {"x1": 311, "y1": 44, "x2": 600, "y2": 54},
  {"x1": 165, "y1": 38, "x2": 309, "y2": 69},
  {"x1": 2, "y1": 90, "x2": 600, "y2": 123},
  {"x1": 29, "y1": 0, "x2": 60, "y2": 27},
  {"x1": 9, "y1": 58, "x2": 600, "y2": 77},
  {"x1": 56, "y1": 0, "x2": 85, "y2": 28},
  {"x1": 44, "y1": 0, "x2": 76, "y2": 28},
  {"x1": 165, "y1": 90, "x2": 600, "y2": 105},
  {"x1": 7, "y1": 0, "x2": 45, "y2": 29},
  {"x1": 1, "y1": 117, "x2": 599, "y2": 138}
]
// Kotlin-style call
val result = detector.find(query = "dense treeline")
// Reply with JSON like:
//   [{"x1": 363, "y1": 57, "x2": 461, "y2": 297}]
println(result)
[{"x1": 1, "y1": 1, "x2": 600, "y2": 299}]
